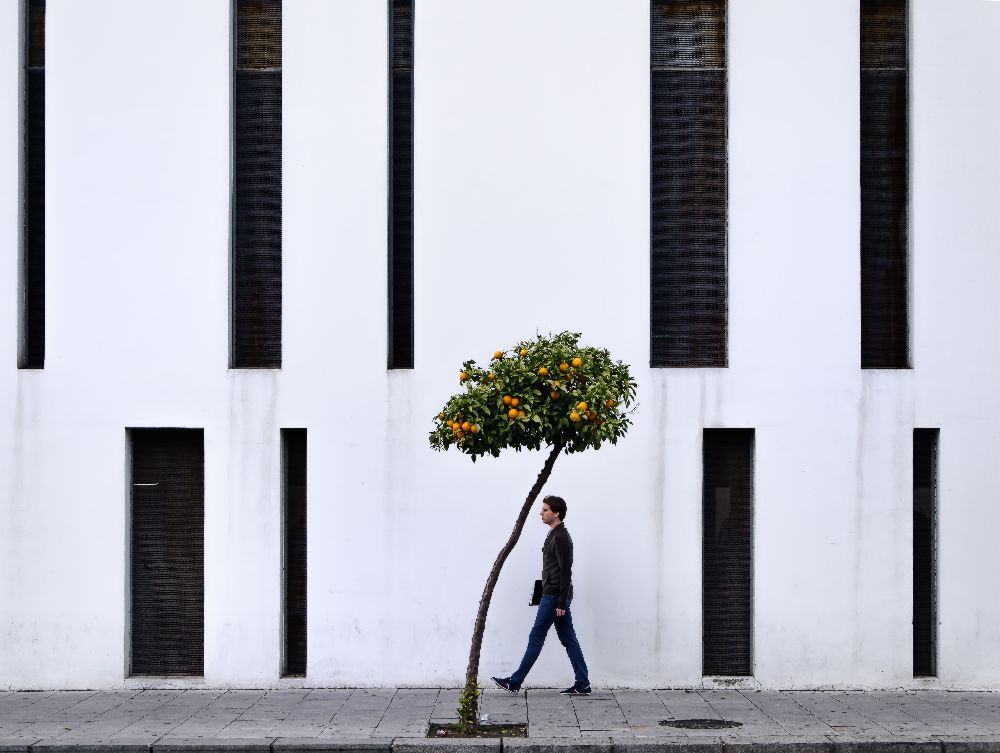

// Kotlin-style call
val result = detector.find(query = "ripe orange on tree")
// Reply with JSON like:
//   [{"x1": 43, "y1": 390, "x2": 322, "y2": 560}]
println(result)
[
  {"x1": 508, "y1": 408, "x2": 519, "y2": 419},
  {"x1": 511, "y1": 397, "x2": 520, "y2": 407},
  {"x1": 572, "y1": 357, "x2": 582, "y2": 367}
]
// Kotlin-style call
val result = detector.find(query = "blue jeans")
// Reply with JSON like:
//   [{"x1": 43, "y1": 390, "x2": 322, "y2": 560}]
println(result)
[{"x1": 509, "y1": 594, "x2": 589, "y2": 688}]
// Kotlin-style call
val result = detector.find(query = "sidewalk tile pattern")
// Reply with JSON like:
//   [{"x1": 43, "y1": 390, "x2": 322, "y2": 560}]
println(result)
[{"x1": 3, "y1": 689, "x2": 1000, "y2": 751}]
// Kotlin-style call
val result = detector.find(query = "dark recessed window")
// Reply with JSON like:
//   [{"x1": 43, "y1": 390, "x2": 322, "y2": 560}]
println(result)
[
  {"x1": 861, "y1": 0, "x2": 909, "y2": 368},
  {"x1": 703, "y1": 428, "x2": 753, "y2": 676},
  {"x1": 129, "y1": 429, "x2": 204, "y2": 677},
  {"x1": 650, "y1": 0, "x2": 728, "y2": 368},
  {"x1": 388, "y1": 0, "x2": 414, "y2": 370},
  {"x1": 913, "y1": 428, "x2": 938, "y2": 677},
  {"x1": 282, "y1": 428, "x2": 307, "y2": 677},
  {"x1": 232, "y1": 0, "x2": 282, "y2": 368},
  {"x1": 20, "y1": 0, "x2": 45, "y2": 369}
]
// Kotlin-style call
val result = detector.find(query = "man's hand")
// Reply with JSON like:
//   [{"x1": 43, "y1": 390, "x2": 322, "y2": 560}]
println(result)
[{"x1": 556, "y1": 608, "x2": 566, "y2": 618}]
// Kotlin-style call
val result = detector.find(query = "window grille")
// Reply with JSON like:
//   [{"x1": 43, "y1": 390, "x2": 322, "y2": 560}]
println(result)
[
  {"x1": 129, "y1": 429, "x2": 205, "y2": 677},
  {"x1": 389, "y1": 0, "x2": 414, "y2": 369},
  {"x1": 650, "y1": 1, "x2": 727, "y2": 368},
  {"x1": 21, "y1": 0, "x2": 45, "y2": 369},
  {"x1": 861, "y1": 0, "x2": 909, "y2": 368},
  {"x1": 913, "y1": 428, "x2": 938, "y2": 677},
  {"x1": 232, "y1": 0, "x2": 282, "y2": 368},
  {"x1": 282, "y1": 429, "x2": 307, "y2": 677},
  {"x1": 702, "y1": 428, "x2": 753, "y2": 676}
]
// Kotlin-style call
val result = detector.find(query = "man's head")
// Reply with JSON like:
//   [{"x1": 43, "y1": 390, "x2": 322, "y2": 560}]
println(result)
[{"x1": 541, "y1": 495, "x2": 567, "y2": 526}]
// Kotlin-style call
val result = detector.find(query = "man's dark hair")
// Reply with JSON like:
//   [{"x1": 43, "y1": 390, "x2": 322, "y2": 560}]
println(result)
[{"x1": 544, "y1": 495, "x2": 567, "y2": 521}]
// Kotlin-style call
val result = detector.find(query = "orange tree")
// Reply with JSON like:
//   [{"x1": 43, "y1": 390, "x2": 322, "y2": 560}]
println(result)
[{"x1": 430, "y1": 331, "x2": 637, "y2": 728}]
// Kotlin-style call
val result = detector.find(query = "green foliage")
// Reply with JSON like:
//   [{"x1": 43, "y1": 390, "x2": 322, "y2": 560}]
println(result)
[
  {"x1": 429, "y1": 331, "x2": 638, "y2": 460},
  {"x1": 456, "y1": 683, "x2": 481, "y2": 733}
]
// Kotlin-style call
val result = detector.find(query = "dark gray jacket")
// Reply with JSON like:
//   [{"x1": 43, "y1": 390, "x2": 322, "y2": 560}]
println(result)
[{"x1": 541, "y1": 522, "x2": 573, "y2": 609}]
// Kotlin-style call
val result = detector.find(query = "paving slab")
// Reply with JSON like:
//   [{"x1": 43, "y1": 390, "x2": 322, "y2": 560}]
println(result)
[
  {"x1": 506, "y1": 738, "x2": 612, "y2": 753},
  {"x1": 392, "y1": 739, "x2": 499, "y2": 753},
  {"x1": 272, "y1": 738, "x2": 393, "y2": 752},
  {"x1": 150, "y1": 739, "x2": 273, "y2": 752},
  {"x1": 614, "y1": 741, "x2": 724, "y2": 753}
]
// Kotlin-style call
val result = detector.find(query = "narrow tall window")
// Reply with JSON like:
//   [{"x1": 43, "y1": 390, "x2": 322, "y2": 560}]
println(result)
[
  {"x1": 702, "y1": 428, "x2": 753, "y2": 676},
  {"x1": 232, "y1": 0, "x2": 282, "y2": 368},
  {"x1": 913, "y1": 428, "x2": 938, "y2": 677},
  {"x1": 388, "y1": 0, "x2": 414, "y2": 369},
  {"x1": 650, "y1": 1, "x2": 727, "y2": 368},
  {"x1": 861, "y1": 0, "x2": 908, "y2": 368},
  {"x1": 129, "y1": 429, "x2": 204, "y2": 677},
  {"x1": 281, "y1": 429, "x2": 307, "y2": 677},
  {"x1": 20, "y1": 0, "x2": 45, "y2": 369}
]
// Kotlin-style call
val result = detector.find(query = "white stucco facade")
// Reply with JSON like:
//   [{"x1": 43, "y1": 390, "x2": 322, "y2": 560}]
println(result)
[{"x1": 2, "y1": 0, "x2": 1000, "y2": 690}]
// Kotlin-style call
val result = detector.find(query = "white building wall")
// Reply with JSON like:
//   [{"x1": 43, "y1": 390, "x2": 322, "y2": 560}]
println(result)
[{"x1": 1, "y1": 0, "x2": 999, "y2": 690}]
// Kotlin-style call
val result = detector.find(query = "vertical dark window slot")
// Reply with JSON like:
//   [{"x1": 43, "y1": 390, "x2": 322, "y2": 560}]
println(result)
[
  {"x1": 21, "y1": 0, "x2": 45, "y2": 368},
  {"x1": 232, "y1": 0, "x2": 282, "y2": 368},
  {"x1": 129, "y1": 429, "x2": 204, "y2": 677},
  {"x1": 861, "y1": 0, "x2": 908, "y2": 368},
  {"x1": 388, "y1": 0, "x2": 414, "y2": 369},
  {"x1": 702, "y1": 428, "x2": 753, "y2": 676},
  {"x1": 650, "y1": 1, "x2": 727, "y2": 368},
  {"x1": 282, "y1": 429, "x2": 307, "y2": 677},
  {"x1": 913, "y1": 428, "x2": 938, "y2": 677}
]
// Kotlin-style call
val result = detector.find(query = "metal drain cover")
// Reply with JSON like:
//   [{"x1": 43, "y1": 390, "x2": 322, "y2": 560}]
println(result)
[{"x1": 659, "y1": 719, "x2": 743, "y2": 729}]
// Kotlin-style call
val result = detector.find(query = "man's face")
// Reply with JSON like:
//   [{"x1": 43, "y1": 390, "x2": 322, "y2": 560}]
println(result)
[{"x1": 540, "y1": 502, "x2": 560, "y2": 526}]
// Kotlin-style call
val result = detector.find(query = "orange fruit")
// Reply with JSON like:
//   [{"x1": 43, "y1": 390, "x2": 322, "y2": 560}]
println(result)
[
  {"x1": 470, "y1": 424, "x2": 479, "y2": 433},
  {"x1": 577, "y1": 401, "x2": 588, "y2": 411},
  {"x1": 538, "y1": 367, "x2": 548, "y2": 376},
  {"x1": 446, "y1": 420, "x2": 453, "y2": 428},
  {"x1": 572, "y1": 357, "x2": 582, "y2": 367},
  {"x1": 587, "y1": 411, "x2": 597, "y2": 421},
  {"x1": 518, "y1": 410, "x2": 525, "y2": 418},
  {"x1": 550, "y1": 391, "x2": 560, "y2": 400},
  {"x1": 606, "y1": 399, "x2": 615, "y2": 408},
  {"x1": 459, "y1": 371, "x2": 469, "y2": 381},
  {"x1": 488, "y1": 372, "x2": 495, "y2": 381},
  {"x1": 519, "y1": 348, "x2": 529, "y2": 357},
  {"x1": 502, "y1": 395, "x2": 512, "y2": 405},
  {"x1": 508, "y1": 408, "x2": 519, "y2": 419},
  {"x1": 493, "y1": 350, "x2": 503, "y2": 359},
  {"x1": 456, "y1": 430, "x2": 465, "y2": 438},
  {"x1": 511, "y1": 397, "x2": 520, "y2": 407},
  {"x1": 461, "y1": 421, "x2": 471, "y2": 431},
  {"x1": 570, "y1": 411, "x2": 581, "y2": 422},
  {"x1": 559, "y1": 363, "x2": 569, "y2": 371}
]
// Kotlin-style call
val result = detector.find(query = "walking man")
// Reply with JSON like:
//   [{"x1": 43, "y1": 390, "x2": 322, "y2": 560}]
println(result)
[{"x1": 492, "y1": 495, "x2": 592, "y2": 696}]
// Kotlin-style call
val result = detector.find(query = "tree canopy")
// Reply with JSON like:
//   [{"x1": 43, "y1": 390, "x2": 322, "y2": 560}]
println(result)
[{"x1": 429, "y1": 331, "x2": 637, "y2": 459}]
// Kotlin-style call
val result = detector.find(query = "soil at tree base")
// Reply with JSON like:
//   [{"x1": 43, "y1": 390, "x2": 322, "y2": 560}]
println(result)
[{"x1": 427, "y1": 722, "x2": 528, "y2": 738}]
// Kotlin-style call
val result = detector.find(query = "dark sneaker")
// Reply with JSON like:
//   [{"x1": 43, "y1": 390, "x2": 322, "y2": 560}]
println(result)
[
  {"x1": 560, "y1": 684, "x2": 592, "y2": 696},
  {"x1": 491, "y1": 676, "x2": 519, "y2": 694}
]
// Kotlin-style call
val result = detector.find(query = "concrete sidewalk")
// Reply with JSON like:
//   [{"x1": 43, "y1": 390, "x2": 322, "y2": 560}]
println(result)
[{"x1": 3, "y1": 688, "x2": 1000, "y2": 752}]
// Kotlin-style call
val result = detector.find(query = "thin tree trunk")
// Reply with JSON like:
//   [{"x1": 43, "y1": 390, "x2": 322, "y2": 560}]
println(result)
[{"x1": 462, "y1": 440, "x2": 564, "y2": 717}]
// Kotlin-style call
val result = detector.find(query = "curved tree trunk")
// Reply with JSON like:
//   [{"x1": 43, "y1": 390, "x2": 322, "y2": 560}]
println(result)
[{"x1": 461, "y1": 440, "x2": 564, "y2": 722}]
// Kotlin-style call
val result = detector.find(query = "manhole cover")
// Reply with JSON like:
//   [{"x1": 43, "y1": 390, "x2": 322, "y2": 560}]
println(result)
[{"x1": 659, "y1": 719, "x2": 743, "y2": 729}]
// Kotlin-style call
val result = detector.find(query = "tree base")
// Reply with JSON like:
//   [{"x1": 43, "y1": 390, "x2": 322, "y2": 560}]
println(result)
[{"x1": 428, "y1": 723, "x2": 527, "y2": 738}]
